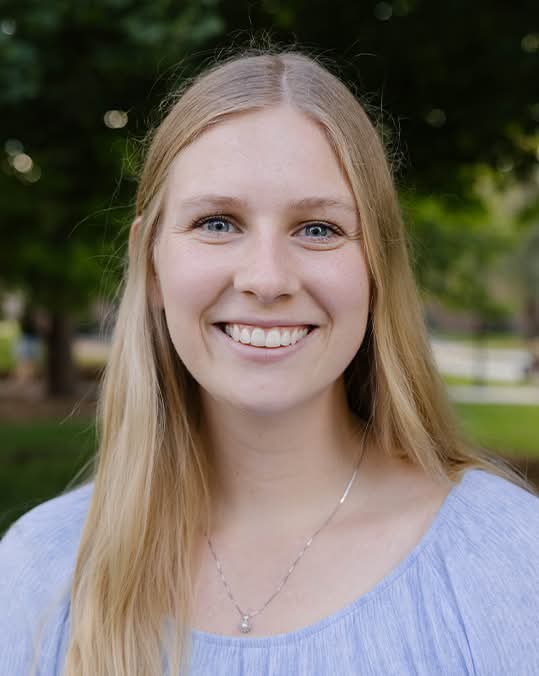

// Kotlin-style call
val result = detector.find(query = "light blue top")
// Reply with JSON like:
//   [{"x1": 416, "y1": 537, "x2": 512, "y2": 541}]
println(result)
[{"x1": 1, "y1": 468, "x2": 538, "y2": 675}]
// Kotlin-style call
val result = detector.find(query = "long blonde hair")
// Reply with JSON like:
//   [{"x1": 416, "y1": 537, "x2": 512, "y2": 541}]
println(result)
[{"x1": 63, "y1": 48, "x2": 533, "y2": 676}]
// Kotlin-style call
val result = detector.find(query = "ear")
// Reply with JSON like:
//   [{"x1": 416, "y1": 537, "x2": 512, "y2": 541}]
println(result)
[
  {"x1": 129, "y1": 215, "x2": 164, "y2": 309},
  {"x1": 128, "y1": 216, "x2": 141, "y2": 261}
]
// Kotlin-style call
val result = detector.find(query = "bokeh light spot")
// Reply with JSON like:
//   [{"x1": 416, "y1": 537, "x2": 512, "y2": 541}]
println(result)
[
  {"x1": 0, "y1": 18, "x2": 16, "y2": 35},
  {"x1": 521, "y1": 33, "x2": 539, "y2": 53},
  {"x1": 12, "y1": 153, "x2": 33, "y2": 173},
  {"x1": 425, "y1": 108, "x2": 447, "y2": 128},
  {"x1": 5, "y1": 138, "x2": 23, "y2": 155},
  {"x1": 104, "y1": 110, "x2": 128, "y2": 129}
]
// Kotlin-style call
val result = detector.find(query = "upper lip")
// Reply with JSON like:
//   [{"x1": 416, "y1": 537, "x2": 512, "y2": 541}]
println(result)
[{"x1": 214, "y1": 319, "x2": 318, "y2": 328}]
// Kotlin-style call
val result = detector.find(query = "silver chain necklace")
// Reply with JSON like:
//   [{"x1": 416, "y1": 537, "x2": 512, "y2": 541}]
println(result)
[{"x1": 206, "y1": 441, "x2": 367, "y2": 634}]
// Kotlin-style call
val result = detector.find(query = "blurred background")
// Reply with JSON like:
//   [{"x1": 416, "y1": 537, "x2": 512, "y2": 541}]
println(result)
[{"x1": 1, "y1": 0, "x2": 538, "y2": 532}]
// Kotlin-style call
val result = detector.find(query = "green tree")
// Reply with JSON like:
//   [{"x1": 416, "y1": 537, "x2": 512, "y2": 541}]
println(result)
[
  {"x1": 404, "y1": 191, "x2": 513, "y2": 323},
  {"x1": 0, "y1": 0, "x2": 224, "y2": 395}
]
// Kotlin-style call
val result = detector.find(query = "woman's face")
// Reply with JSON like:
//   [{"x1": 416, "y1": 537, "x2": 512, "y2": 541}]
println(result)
[{"x1": 153, "y1": 105, "x2": 370, "y2": 415}]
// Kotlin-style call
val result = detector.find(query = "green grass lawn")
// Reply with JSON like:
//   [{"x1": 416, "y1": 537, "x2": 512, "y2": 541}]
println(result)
[
  {"x1": 455, "y1": 403, "x2": 539, "y2": 457},
  {"x1": 443, "y1": 374, "x2": 529, "y2": 387},
  {"x1": 1, "y1": 402, "x2": 537, "y2": 535},
  {"x1": 0, "y1": 341, "x2": 16, "y2": 373},
  {"x1": 0, "y1": 419, "x2": 96, "y2": 534},
  {"x1": 0, "y1": 321, "x2": 18, "y2": 374}
]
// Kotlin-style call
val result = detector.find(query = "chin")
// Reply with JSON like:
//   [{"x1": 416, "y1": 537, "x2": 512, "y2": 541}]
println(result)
[{"x1": 210, "y1": 387, "x2": 308, "y2": 417}]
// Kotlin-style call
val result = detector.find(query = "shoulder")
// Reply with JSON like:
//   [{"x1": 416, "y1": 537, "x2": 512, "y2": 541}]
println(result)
[
  {"x1": 1, "y1": 482, "x2": 93, "y2": 573},
  {"x1": 0, "y1": 483, "x2": 93, "y2": 674},
  {"x1": 444, "y1": 468, "x2": 539, "y2": 559},
  {"x1": 431, "y1": 469, "x2": 539, "y2": 674}
]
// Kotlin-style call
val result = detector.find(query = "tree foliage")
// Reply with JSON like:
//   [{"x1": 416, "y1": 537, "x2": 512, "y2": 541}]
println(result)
[
  {"x1": 0, "y1": 1, "x2": 537, "y2": 392},
  {"x1": 0, "y1": 0, "x2": 224, "y2": 393},
  {"x1": 213, "y1": 0, "x2": 539, "y2": 194},
  {"x1": 0, "y1": 0, "x2": 224, "y2": 311}
]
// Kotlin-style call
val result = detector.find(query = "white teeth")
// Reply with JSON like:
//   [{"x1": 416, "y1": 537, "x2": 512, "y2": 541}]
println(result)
[
  {"x1": 221, "y1": 324, "x2": 311, "y2": 348},
  {"x1": 265, "y1": 329, "x2": 281, "y2": 348},
  {"x1": 250, "y1": 328, "x2": 266, "y2": 347}
]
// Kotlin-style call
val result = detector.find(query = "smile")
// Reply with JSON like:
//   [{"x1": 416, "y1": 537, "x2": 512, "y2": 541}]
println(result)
[
  {"x1": 213, "y1": 323, "x2": 318, "y2": 361},
  {"x1": 220, "y1": 323, "x2": 314, "y2": 348}
]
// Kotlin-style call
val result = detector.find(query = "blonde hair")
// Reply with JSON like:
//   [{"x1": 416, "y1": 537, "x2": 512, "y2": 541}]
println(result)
[{"x1": 63, "y1": 48, "x2": 533, "y2": 676}]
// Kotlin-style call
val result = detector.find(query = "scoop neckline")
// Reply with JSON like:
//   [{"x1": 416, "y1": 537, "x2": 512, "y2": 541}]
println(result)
[{"x1": 191, "y1": 468, "x2": 477, "y2": 648}]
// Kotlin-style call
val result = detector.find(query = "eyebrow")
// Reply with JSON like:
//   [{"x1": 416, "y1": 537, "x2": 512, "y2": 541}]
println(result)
[{"x1": 178, "y1": 193, "x2": 358, "y2": 215}]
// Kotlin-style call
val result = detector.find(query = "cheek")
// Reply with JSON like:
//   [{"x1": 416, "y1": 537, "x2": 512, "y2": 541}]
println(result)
[
  {"x1": 155, "y1": 250, "x2": 214, "y2": 368},
  {"x1": 329, "y1": 266, "x2": 370, "y2": 370},
  {"x1": 319, "y1": 251, "x2": 370, "y2": 323},
  {"x1": 156, "y1": 244, "x2": 223, "y2": 318}
]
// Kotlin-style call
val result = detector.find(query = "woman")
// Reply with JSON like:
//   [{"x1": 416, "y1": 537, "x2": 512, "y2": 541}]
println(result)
[{"x1": 1, "y1": 49, "x2": 538, "y2": 676}]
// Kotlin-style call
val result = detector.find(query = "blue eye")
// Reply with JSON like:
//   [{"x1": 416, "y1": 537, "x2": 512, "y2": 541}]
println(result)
[
  {"x1": 190, "y1": 216, "x2": 342, "y2": 241},
  {"x1": 301, "y1": 223, "x2": 339, "y2": 240},
  {"x1": 194, "y1": 216, "x2": 236, "y2": 234}
]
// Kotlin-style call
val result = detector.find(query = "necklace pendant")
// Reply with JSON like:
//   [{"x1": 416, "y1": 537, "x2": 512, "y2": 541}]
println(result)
[{"x1": 239, "y1": 615, "x2": 251, "y2": 633}]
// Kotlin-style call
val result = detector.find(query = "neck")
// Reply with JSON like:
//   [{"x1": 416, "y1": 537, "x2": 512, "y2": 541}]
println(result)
[{"x1": 200, "y1": 380, "x2": 368, "y2": 535}]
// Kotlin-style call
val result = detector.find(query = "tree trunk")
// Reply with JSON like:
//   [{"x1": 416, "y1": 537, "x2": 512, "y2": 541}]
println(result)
[
  {"x1": 473, "y1": 317, "x2": 488, "y2": 386},
  {"x1": 524, "y1": 297, "x2": 539, "y2": 339},
  {"x1": 524, "y1": 298, "x2": 539, "y2": 380},
  {"x1": 46, "y1": 310, "x2": 76, "y2": 397}
]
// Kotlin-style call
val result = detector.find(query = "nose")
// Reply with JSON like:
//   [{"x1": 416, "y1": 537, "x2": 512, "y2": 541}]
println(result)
[{"x1": 233, "y1": 230, "x2": 300, "y2": 303}]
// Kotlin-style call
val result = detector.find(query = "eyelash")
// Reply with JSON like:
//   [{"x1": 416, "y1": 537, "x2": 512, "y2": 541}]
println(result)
[{"x1": 190, "y1": 215, "x2": 344, "y2": 242}]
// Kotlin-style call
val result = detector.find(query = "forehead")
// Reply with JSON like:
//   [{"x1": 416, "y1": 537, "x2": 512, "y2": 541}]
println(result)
[{"x1": 166, "y1": 105, "x2": 355, "y2": 209}]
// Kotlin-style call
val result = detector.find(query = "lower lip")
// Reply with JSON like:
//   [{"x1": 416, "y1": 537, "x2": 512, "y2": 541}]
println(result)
[{"x1": 211, "y1": 325, "x2": 318, "y2": 363}]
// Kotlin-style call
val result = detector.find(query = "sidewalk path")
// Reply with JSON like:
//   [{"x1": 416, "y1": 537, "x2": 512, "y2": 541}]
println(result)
[
  {"x1": 448, "y1": 385, "x2": 539, "y2": 405},
  {"x1": 431, "y1": 338, "x2": 530, "y2": 383}
]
